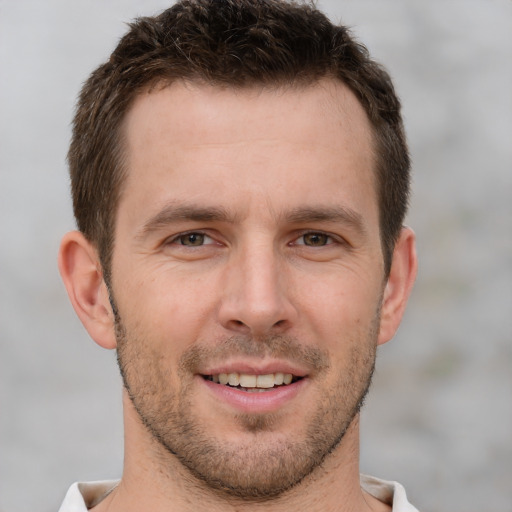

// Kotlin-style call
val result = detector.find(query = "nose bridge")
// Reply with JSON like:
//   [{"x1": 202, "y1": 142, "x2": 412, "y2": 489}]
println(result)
[
  {"x1": 242, "y1": 237, "x2": 280, "y2": 306},
  {"x1": 219, "y1": 234, "x2": 294, "y2": 334}
]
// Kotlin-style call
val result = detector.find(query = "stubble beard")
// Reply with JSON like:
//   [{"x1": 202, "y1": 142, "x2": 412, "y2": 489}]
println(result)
[{"x1": 115, "y1": 316, "x2": 378, "y2": 501}]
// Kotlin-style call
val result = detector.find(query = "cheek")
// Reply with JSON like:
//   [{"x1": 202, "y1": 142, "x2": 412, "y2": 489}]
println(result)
[
  {"x1": 300, "y1": 275, "x2": 383, "y2": 346},
  {"x1": 114, "y1": 264, "x2": 220, "y2": 348},
  {"x1": 306, "y1": 271, "x2": 382, "y2": 311}
]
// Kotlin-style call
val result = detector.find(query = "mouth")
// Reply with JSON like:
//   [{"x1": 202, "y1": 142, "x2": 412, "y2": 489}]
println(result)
[{"x1": 202, "y1": 372, "x2": 303, "y2": 392}]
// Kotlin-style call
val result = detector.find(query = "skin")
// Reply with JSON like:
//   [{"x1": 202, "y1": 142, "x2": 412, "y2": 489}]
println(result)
[{"x1": 59, "y1": 79, "x2": 417, "y2": 512}]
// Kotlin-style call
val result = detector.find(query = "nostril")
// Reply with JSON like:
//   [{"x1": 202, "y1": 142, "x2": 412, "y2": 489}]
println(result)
[{"x1": 225, "y1": 319, "x2": 251, "y2": 333}]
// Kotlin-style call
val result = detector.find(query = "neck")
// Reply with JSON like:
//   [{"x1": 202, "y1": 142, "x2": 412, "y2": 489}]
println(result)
[{"x1": 93, "y1": 391, "x2": 388, "y2": 512}]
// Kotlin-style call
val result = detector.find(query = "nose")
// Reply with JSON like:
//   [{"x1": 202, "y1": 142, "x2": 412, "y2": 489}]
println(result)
[{"x1": 217, "y1": 240, "x2": 298, "y2": 336}]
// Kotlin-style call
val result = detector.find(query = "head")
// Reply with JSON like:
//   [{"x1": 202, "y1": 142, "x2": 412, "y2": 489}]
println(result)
[
  {"x1": 69, "y1": 0, "x2": 410, "y2": 285},
  {"x1": 60, "y1": 0, "x2": 417, "y2": 501}
]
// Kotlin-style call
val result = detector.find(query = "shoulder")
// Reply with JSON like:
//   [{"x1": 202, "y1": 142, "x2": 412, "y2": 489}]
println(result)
[
  {"x1": 360, "y1": 474, "x2": 420, "y2": 512},
  {"x1": 58, "y1": 481, "x2": 119, "y2": 512}
]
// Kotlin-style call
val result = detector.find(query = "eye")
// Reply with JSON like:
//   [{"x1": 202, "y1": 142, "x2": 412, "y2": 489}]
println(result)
[
  {"x1": 296, "y1": 232, "x2": 333, "y2": 247},
  {"x1": 173, "y1": 232, "x2": 213, "y2": 246}
]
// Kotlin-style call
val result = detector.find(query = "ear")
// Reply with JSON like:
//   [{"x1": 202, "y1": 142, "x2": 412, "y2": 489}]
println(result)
[
  {"x1": 377, "y1": 227, "x2": 418, "y2": 345},
  {"x1": 58, "y1": 231, "x2": 117, "y2": 349}
]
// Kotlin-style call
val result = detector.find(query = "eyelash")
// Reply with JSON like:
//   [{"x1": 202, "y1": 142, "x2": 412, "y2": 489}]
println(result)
[
  {"x1": 166, "y1": 230, "x2": 340, "y2": 248},
  {"x1": 293, "y1": 232, "x2": 336, "y2": 247},
  {"x1": 168, "y1": 231, "x2": 215, "y2": 247}
]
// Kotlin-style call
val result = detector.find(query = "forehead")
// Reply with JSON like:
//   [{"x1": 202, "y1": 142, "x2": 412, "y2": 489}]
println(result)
[
  {"x1": 124, "y1": 79, "x2": 374, "y2": 160},
  {"x1": 119, "y1": 79, "x2": 377, "y2": 228}
]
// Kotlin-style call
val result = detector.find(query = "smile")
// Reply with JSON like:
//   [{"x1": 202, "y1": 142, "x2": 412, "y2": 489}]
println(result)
[{"x1": 203, "y1": 372, "x2": 302, "y2": 392}]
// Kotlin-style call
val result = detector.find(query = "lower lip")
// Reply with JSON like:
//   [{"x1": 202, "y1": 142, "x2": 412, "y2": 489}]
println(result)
[{"x1": 200, "y1": 376, "x2": 307, "y2": 413}]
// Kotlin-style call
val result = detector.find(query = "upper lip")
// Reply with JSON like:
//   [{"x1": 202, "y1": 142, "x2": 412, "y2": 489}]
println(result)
[{"x1": 199, "y1": 360, "x2": 309, "y2": 377}]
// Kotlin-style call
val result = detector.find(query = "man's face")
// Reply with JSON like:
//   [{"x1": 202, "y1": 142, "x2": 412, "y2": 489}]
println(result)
[{"x1": 111, "y1": 80, "x2": 385, "y2": 498}]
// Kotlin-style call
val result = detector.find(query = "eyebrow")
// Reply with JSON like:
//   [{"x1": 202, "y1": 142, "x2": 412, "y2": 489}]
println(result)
[
  {"x1": 136, "y1": 202, "x2": 367, "y2": 240},
  {"x1": 135, "y1": 202, "x2": 239, "y2": 240},
  {"x1": 284, "y1": 206, "x2": 367, "y2": 235}
]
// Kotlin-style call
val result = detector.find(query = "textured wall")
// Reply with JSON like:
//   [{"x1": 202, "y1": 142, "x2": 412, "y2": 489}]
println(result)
[{"x1": 0, "y1": 1, "x2": 510, "y2": 511}]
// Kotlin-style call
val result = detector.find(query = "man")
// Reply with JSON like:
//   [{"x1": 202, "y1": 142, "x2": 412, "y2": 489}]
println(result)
[{"x1": 58, "y1": 0, "x2": 418, "y2": 510}]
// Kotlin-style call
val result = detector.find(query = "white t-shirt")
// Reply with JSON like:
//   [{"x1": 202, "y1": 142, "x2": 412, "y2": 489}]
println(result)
[{"x1": 58, "y1": 475, "x2": 419, "y2": 511}]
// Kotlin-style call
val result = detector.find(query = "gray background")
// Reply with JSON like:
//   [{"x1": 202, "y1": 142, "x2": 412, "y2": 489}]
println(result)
[{"x1": 1, "y1": 1, "x2": 511, "y2": 511}]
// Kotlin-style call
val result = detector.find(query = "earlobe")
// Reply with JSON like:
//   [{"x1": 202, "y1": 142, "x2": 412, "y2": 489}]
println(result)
[
  {"x1": 58, "y1": 231, "x2": 117, "y2": 350},
  {"x1": 377, "y1": 227, "x2": 418, "y2": 345}
]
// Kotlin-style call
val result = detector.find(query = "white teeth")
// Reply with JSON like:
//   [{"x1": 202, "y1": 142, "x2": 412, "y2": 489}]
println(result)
[
  {"x1": 228, "y1": 373, "x2": 240, "y2": 386},
  {"x1": 256, "y1": 374, "x2": 275, "y2": 388},
  {"x1": 209, "y1": 372, "x2": 296, "y2": 389},
  {"x1": 239, "y1": 374, "x2": 257, "y2": 388},
  {"x1": 274, "y1": 372, "x2": 284, "y2": 385}
]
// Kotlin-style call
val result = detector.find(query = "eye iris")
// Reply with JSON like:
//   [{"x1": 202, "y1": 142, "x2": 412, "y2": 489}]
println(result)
[
  {"x1": 304, "y1": 233, "x2": 328, "y2": 246},
  {"x1": 181, "y1": 233, "x2": 204, "y2": 246}
]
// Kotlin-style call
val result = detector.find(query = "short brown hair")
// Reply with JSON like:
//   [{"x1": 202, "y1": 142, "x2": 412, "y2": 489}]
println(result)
[{"x1": 69, "y1": 0, "x2": 410, "y2": 281}]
